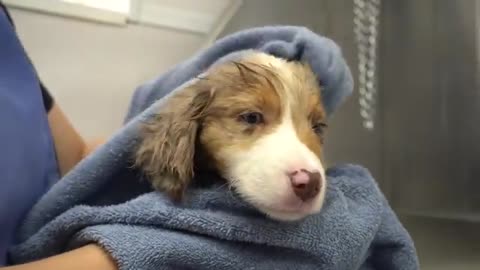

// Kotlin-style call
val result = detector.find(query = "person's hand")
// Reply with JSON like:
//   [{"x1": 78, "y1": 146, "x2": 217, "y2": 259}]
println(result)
[{"x1": 2, "y1": 244, "x2": 117, "y2": 270}]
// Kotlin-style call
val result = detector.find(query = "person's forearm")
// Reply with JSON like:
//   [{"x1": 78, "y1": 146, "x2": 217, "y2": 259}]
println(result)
[
  {"x1": 47, "y1": 103, "x2": 105, "y2": 176},
  {"x1": 47, "y1": 103, "x2": 86, "y2": 176},
  {"x1": 2, "y1": 245, "x2": 117, "y2": 270}
]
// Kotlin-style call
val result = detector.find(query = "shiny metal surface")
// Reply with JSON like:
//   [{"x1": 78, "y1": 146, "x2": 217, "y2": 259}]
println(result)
[
  {"x1": 380, "y1": 0, "x2": 480, "y2": 220},
  {"x1": 354, "y1": 0, "x2": 382, "y2": 130},
  {"x1": 321, "y1": 0, "x2": 384, "y2": 185}
]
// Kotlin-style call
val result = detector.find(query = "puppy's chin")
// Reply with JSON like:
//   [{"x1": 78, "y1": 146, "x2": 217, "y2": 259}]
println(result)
[
  {"x1": 253, "y1": 193, "x2": 326, "y2": 221},
  {"x1": 262, "y1": 208, "x2": 319, "y2": 221},
  {"x1": 230, "y1": 176, "x2": 327, "y2": 222}
]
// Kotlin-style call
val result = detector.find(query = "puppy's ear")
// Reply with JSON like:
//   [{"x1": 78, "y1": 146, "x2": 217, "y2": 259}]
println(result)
[{"x1": 134, "y1": 84, "x2": 214, "y2": 201}]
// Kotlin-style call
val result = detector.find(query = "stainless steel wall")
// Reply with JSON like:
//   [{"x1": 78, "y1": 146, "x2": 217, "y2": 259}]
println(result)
[
  {"x1": 380, "y1": 0, "x2": 480, "y2": 219},
  {"x1": 221, "y1": 2, "x2": 480, "y2": 268},
  {"x1": 321, "y1": 0, "x2": 384, "y2": 185}
]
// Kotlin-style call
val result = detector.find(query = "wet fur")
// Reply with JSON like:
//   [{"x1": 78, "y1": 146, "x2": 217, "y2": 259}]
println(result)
[{"x1": 134, "y1": 87, "x2": 214, "y2": 201}]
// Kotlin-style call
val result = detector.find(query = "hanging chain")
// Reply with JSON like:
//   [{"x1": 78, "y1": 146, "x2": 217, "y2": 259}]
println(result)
[{"x1": 353, "y1": 0, "x2": 381, "y2": 130}]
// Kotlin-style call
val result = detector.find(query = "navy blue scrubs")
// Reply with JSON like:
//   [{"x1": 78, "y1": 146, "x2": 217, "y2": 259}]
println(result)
[{"x1": 0, "y1": 3, "x2": 59, "y2": 265}]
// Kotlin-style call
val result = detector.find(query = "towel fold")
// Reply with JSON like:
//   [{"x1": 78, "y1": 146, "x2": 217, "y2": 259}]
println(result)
[{"x1": 9, "y1": 26, "x2": 419, "y2": 270}]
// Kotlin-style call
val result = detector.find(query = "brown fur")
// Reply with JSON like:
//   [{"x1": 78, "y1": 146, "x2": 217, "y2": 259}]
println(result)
[
  {"x1": 134, "y1": 86, "x2": 214, "y2": 201},
  {"x1": 134, "y1": 56, "x2": 327, "y2": 200}
]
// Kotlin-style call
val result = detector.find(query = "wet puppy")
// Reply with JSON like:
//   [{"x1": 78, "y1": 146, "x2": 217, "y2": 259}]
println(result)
[{"x1": 135, "y1": 52, "x2": 328, "y2": 221}]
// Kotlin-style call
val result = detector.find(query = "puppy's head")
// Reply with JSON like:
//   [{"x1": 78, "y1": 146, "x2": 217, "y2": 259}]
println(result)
[{"x1": 135, "y1": 52, "x2": 328, "y2": 221}]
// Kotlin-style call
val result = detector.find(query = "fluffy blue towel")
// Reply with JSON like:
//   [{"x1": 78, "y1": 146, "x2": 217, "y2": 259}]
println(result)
[{"x1": 9, "y1": 26, "x2": 419, "y2": 270}]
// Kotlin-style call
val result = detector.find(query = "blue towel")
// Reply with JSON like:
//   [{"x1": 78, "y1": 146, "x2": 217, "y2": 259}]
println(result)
[{"x1": 9, "y1": 26, "x2": 419, "y2": 270}]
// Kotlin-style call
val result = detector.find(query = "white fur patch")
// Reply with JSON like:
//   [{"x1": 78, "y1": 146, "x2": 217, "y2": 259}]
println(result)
[
  {"x1": 246, "y1": 53, "x2": 295, "y2": 84},
  {"x1": 226, "y1": 104, "x2": 326, "y2": 220}
]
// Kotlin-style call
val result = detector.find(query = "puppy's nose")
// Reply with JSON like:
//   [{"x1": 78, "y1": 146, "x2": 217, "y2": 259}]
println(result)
[{"x1": 288, "y1": 169, "x2": 321, "y2": 201}]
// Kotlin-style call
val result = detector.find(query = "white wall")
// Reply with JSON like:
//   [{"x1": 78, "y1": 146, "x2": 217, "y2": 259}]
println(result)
[{"x1": 9, "y1": 8, "x2": 205, "y2": 139}]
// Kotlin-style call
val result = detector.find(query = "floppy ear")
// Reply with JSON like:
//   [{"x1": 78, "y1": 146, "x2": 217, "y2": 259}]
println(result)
[{"x1": 134, "y1": 83, "x2": 214, "y2": 201}]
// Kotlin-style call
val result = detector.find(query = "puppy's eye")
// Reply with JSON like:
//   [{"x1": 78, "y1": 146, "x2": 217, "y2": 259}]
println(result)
[
  {"x1": 312, "y1": 122, "x2": 328, "y2": 135},
  {"x1": 239, "y1": 112, "x2": 264, "y2": 125}
]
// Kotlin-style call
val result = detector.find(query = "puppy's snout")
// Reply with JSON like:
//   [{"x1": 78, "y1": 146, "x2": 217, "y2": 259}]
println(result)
[{"x1": 288, "y1": 169, "x2": 321, "y2": 201}]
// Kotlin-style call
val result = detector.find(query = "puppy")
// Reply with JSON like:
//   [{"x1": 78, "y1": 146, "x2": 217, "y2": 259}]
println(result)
[{"x1": 134, "y1": 52, "x2": 328, "y2": 221}]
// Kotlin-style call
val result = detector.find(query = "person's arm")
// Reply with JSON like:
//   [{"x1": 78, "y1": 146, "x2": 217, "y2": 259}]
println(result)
[
  {"x1": 47, "y1": 102, "x2": 104, "y2": 176},
  {"x1": 40, "y1": 83, "x2": 104, "y2": 176},
  {"x1": 3, "y1": 244, "x2": 117, "y2": 270}
]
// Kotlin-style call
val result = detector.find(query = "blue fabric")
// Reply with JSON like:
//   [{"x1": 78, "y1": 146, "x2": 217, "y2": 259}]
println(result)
[
  {"x1": 9, "y1": 26, "x2": 419, "y2": 269},
  {"x1": 0, "y1": 8, "x2": 59, "y2": 266}
]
